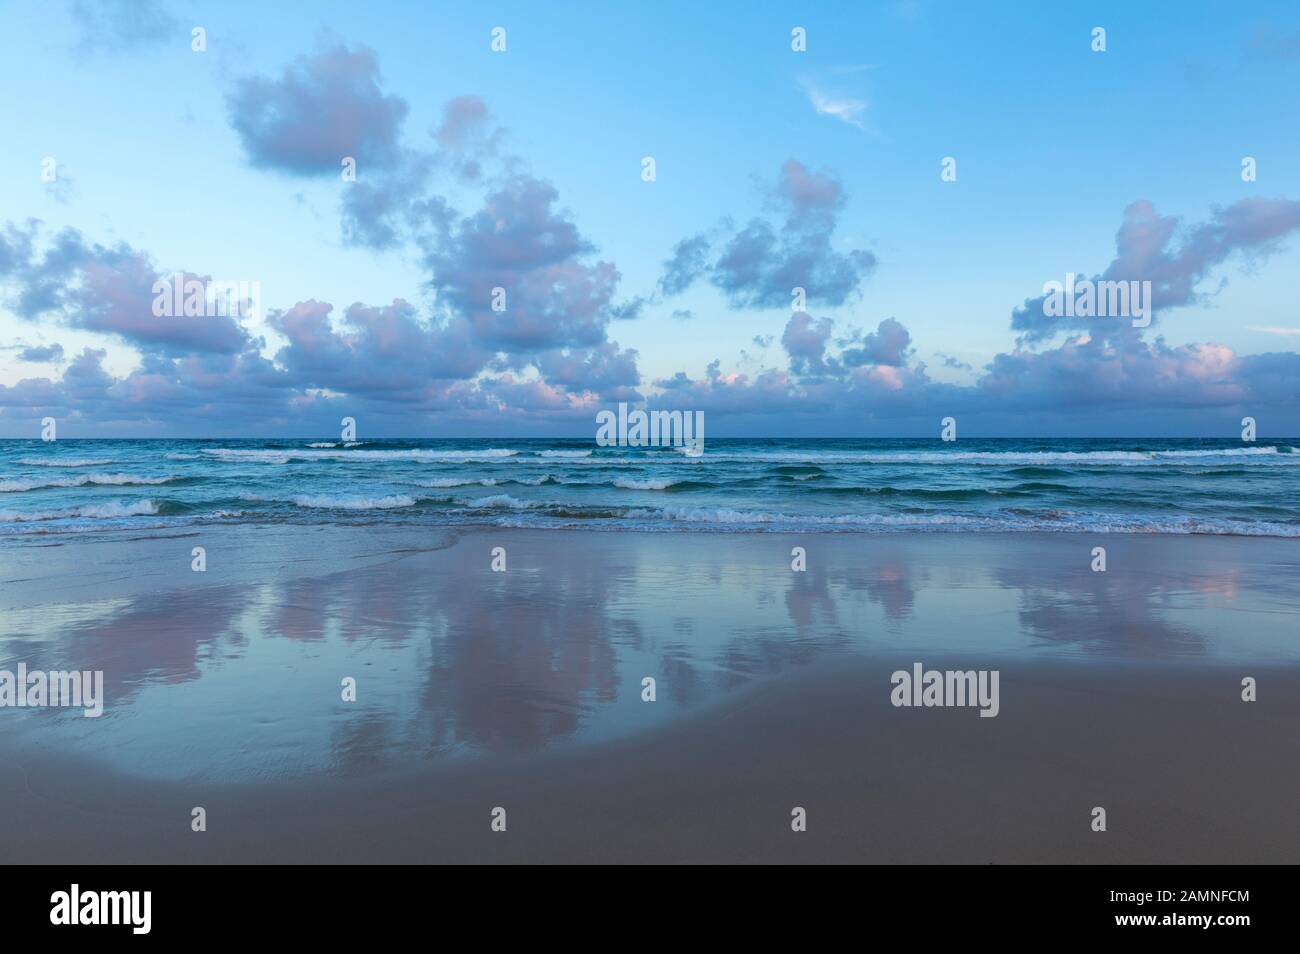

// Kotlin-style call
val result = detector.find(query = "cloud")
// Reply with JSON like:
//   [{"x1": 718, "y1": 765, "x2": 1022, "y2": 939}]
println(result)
[
  {"x1": 1012, "y1": 197, "x2": 1300, "y2": 344},
  {"x1": 0, "y1": 222, "x2": 252, "y2": 356},
  {"x1": 0, "y1": 190, "x2": 644, "y2": 431},
  {"x1": 16, "y1": 343, "x2": 64, "y2": 363},
  {"x1": 431, "y1": 95, "x2": 506, "y2": 181},
  {"x1": 69, "y1": 0, "x2": 175, "y2": 52},
  {"x1": 417, "y1": 174, "x2": 629, "y2": 352},
  {"x1": 640, "y1": 276, "x2": 1300, "y2": 433},
  {"x1": 340, "y1": 94, "x2": 513, "y2": 249},
  {"x1": 532, "y1": 341, "x2": 642, "y2": 401},
  {"x1": 1245, "y1": 25, "x2": 1300, "y2": 60},
  {"x1": 339, "y1": 154, "x2": 434, "y2": 250},
  {"x1": 659, "y1": 234, "x2": 711, "y2": 296},
  {"x1": 842, "y1": 317, "x2": 912, "y2": 367},
  {"x1": 269, "y1": 299, "x2": 491, "y2": 399},
  {"x1": 227, "y1": 44, "x2": 409, "y2": 175},
  {"x1": 781, "y1": 312, "x2": 834, "y2": 374},
  {"x1": 660, "y1": 160, "x2": 876, "y2": 309},
  {"x1": 801, "y1": 81, "x2": 867, "y2": 129}
]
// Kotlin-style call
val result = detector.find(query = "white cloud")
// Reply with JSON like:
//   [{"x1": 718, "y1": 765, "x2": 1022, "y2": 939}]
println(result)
[{"x1": 801, "y1": 81, "x2": 867, "y2": 129}]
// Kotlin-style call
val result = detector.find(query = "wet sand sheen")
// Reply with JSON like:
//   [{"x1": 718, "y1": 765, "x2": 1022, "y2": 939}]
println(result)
[{"x1": 0, "y1": 527, "x2": 1297, "y2": 862}]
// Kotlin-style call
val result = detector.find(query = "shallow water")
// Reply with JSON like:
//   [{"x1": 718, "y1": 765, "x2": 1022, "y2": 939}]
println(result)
[{"x1": 2, "y1": 527, "x2": 1296, "y2": 783}]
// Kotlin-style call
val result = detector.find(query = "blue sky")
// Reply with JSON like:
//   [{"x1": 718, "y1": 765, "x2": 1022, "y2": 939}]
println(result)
[{"x1": 2, "y1": 0, "x2": 1299, "y2": 436}]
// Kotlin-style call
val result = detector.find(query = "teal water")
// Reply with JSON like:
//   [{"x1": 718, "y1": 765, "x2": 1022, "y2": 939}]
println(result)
[{"x1": 3, "y1": 437, "x2": 1300, "y2": 537}]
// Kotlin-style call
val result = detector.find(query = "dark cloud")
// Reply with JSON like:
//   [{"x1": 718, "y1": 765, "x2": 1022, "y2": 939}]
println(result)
[{"x1": 227, "y1": 44, "x2": 409, "y2": 175}]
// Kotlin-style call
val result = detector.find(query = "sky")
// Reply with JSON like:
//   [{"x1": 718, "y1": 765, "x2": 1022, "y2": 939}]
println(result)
[{"x1": 1, "y1": 0, "x2": 1299, "y2": 437}]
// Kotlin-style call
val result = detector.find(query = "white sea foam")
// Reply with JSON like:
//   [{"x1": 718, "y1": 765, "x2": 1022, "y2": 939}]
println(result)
[
  {"x1": 203, "y1": 448, "x2": 518, "y2": 463},
  {"x1": 468, "y1": 494, "x2": 539, "y2": 509},
  {"x1": 615, "y1": 505, "x2": 1300, "y2": 535},
  {"x1": 613, "y1": 478, "x2": 678, "y2": 490},
  {"x1": 625, "y1": 506, "x2": 984, "y2": 527},
  {"x1": 17, "y1": 457, "x2": 118, "y2": 467},
  {"x1": 415, "y1": 477, "x2": 500, "y2": 488},
  {"x1": 0, "y1": 500, "x2": 160, "y2": 522},
  {"x1": 0, "y1": 474, "x2": 178, "y2": 493},
  {"x1": 642, "y1": 447, "x2": 1300, "y2": 466},
  {"x1": 291, "y1": 494, "x2": 417, "y2": 510}
]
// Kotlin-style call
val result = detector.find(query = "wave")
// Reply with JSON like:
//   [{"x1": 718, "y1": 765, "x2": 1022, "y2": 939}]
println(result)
[
  {"x1": 651, "y1": 447, "x2": 1300, "y2": 466},
  {"x1": 16, "y1": 457, "x2": 119, "y2": 468},
  {"x1": 612, "y1": 477, "x2": 679, "y2": 490},
  {"x1": 291, "y1": 493, "x2": 417, "y2": 510},
  {"x1": 203, "y1": 448, "x2": 519, "y2": 463},
  {"x1": 0, "y1": 474, "x2": 180, "y2": 493},
  {"x1": 813, "y1": 485, "x2": 1023, "y2": 500},
  {"x1": 615, "y1": 505, "x2": 1300, "y2": 535},
  {"x1": 536, "y1": 450, "x2": 592, "y2": 458},
  {"x1": 624, "y1": 505, "x2": 987, "y2": 528},
  {"x1": 1151, "y1": 447, "x2": 1291, "y2": 458},
  {"x1": 412, "y1": 475, "x2": 562, "y2": 488},
  {"x1": 467, "y1": 494, "x2": 540, "y2": 509},
  {"x1": 415, "y1": 477, "x2": 502, "y2": 488},
  {"x1": 0, "y1": 499, "x2": 160, "y2": 522}
]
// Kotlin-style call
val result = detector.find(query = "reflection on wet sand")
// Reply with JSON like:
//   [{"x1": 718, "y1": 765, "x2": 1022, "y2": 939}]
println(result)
[{"x1": 1, "y1": 529, "x2": 1295, "y2": 781}]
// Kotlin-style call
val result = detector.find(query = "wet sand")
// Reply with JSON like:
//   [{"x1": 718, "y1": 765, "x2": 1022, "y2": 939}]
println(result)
[{"x1": 1, "y1": 527, "x2": 1297, "y2": 863}]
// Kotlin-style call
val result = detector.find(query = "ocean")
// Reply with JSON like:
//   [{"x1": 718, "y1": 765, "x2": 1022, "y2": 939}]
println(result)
[{"x1": 2, "y1": 437, "x2": 1300, "y2": 538}]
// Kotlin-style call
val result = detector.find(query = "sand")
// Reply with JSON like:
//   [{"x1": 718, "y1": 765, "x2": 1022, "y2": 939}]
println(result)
[{"x1": 0, "y1": 526, "x2": 1296, "y2": 863}]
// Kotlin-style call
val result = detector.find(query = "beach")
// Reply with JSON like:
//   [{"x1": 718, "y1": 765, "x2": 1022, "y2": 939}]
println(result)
[{"x1": 1, "y1": 525, "x2": 1297, "y2": 863}]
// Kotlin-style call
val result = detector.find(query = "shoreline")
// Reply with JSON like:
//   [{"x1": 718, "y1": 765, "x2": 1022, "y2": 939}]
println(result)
[{"x1": 1, "y1": 525, "x2": 1297, "y2": 863}]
